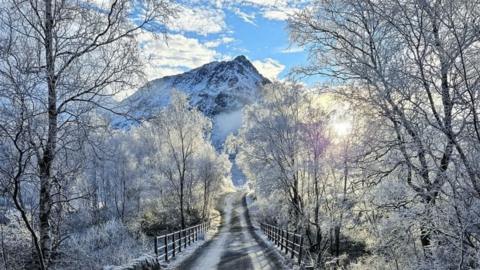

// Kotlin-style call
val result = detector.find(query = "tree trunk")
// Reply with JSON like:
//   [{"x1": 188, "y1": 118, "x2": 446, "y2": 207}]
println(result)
[
  {"x1": 334, "y1": 225, "x2": 340, "y2": 257},
  {"x1": 39, "y1": 0, "x2": 56, "y2": 267},
  {"x1": 420, "y1": 195, "x2": 433, "y2": 252},
  {"x1": 202, "y1": 177, "x2": 209, "y2": 221},
  {"x1": 91, "y1": 159, "x2": 99, "y2": 223},
  {"x1": 180, "y1": 177, "x2": 185, "y2": 229}
]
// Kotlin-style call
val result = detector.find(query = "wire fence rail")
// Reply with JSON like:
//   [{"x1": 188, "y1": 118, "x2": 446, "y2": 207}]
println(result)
[
  {"x1": 260, "y1": 223, "x2": 304, "y2": 265},
  {"x1": 154, "y1": 221, "x2": 210, "y2": 262}
]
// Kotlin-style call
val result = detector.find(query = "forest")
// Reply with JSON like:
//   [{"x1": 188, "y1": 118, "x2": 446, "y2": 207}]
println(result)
[{"x1": 1, "y1": 0, "x2": 480, "y2": 269}]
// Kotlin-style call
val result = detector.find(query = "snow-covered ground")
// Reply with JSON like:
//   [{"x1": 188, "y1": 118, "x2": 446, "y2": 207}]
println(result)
[
  {"x1": 175, "y1": 193, "x2": 235, "y2": 269},
  {"x1": 177, "y1": 192, "x2": 287, "y2": 270}
]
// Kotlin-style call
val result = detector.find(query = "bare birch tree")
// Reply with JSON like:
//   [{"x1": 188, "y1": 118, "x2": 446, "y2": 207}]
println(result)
[
  {"x1": 290, "y1": 0, "x2": 480, "y2": 267},
  {"x1": 0, "y1": 0, "x2": 175, "y2": 268}
]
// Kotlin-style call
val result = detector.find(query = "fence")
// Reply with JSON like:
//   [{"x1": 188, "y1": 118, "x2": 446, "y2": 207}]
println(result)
[
  {"x1": 260, "y1": 223, "x2": 304, "y2": 265},
  {"x1": 154, "y1": 221, "x2": 210, "y2": 262}
]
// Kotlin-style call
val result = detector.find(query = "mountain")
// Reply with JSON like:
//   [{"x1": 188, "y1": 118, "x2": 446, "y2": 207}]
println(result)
[
  {"x1": 113, "y1": 55, "x2": 269, "y2": 186},
  {"x1": 117, "y1": 55, "x2": 269, "y2": 119}
]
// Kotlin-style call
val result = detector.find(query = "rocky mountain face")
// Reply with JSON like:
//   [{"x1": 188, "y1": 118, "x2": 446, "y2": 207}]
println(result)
[{"x1": 117, "y1": 55, "x2": 269, "y2": 122}]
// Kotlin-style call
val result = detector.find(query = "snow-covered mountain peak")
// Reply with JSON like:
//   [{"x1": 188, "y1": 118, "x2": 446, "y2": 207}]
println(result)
[{"x1": 120, "y1": 55, "x2": 270, "y2": 122}]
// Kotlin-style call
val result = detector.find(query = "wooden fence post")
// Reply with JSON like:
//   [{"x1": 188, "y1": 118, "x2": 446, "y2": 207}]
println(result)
[
  {"x1": 298, "y1": 236, "x2": 303, "y2": 265},
  {"x1": 177, "y1": 231, "x2": 180, "y2": 253},
  {"x1": 172, "y1": 234, "x2": 176, "y2": 258},
  {"x1": 274, "y1": 227, "x2": 278, "y2": 246},
  {"x1": 269, "y1": 225, "x2": 272, "y2": 241},
  {"x1": 277, "y1": 227, "x2": 280, "y2": 246},
  {"x1": 291, "y1": 234, "x2": 295, "y2": 259},
  {"x1": 285, "y1": 231, "x2": 289, "y2": 255},
  {"x1": 272, "y1": 226, "x2": 275, "y2": 244},
  {"x1": 164, "y1": 236, "x2": 168, "y2": 262},
  {"x1": 271, "y1": 226, "x2": 274, "y2": 242},
  {"x1": 279, "y1": 229, "x2": 282, "y2": 247},
  {"x1": 178, "y1": 231, "x2": 182, "y2": 252},
  {"x1": 184, "y1": 229, "x2": 187, "y2": 249},
  {"x1": 154, "y1": 237, "x2": 158, "y2": 258},
  {"x1": 280, "y1": 230, "x2": 284, "y2": 251}
]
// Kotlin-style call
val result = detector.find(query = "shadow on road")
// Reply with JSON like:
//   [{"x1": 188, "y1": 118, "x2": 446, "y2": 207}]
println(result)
[{"x1": 177, "y1": 192, "x2": 285, "y2": 270}]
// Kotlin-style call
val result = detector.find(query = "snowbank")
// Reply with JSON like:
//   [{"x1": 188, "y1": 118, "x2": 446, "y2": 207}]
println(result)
[{"x1": 103, "y1": 255, "x2": 160, "y2": 270}]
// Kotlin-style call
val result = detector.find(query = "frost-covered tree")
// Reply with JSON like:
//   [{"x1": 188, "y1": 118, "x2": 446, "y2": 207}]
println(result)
[
  {"x1": 238, "y1": 82, "x2": 364, "y2": 266},
  {"x1": 239, "y1": 82, "x2": 306, "y2": 225},
  {"x1": 196, "y1": 144, "x2": 231, "y2": 221},
  {"x1": 149, "y1": 92, "x2": 211, "y2": 229},
  {"x1": 289, "y1": 0, "x2": 480, "y2": 268},
  {"x1": 0, "y1": 0, "x2": 175, "y2": 268}
]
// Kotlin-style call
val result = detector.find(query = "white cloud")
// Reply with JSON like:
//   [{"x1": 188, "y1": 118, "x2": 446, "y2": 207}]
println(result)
[
  {"x1": 232, "y1": 7, "x2": 257, "y2": 25},
  {"x1": 252, "y1": 58, "x2": 285, "y2": 80},
  {"x1": 232, "y1": 0, "x2": 302, "y2": 21},
  {"x1": 263, "y1": 7, "x2": 299, "y2": 20},
  {"x1": 168, "y1": 5, "x2": 226, "y2": 35},
  {"x1": 280, "y1": 45, "x2": 303, "y2": 54},
  {"x1": 204, "y1": 37, "x2": 235, "y2": 48},
  {"x1": 137, "y1": 32, "x2": 219, "y2": 81},
  {"x1": 241, "y1": 0, "x2": 285, "y2": 6}
]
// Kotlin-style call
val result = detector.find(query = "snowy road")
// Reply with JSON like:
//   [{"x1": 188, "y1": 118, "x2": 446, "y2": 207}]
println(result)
[{"x1": 177, "y1": 192, "x2": 285, "y2": 270}]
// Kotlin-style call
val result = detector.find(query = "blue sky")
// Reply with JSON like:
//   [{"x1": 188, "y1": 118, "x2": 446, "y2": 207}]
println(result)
[
  {"x1": 135, "y1": 0, "x2": 311, "y2": 84},
  {"x1": 219, "y1": 8, "x2": 308, "y2": 79}
]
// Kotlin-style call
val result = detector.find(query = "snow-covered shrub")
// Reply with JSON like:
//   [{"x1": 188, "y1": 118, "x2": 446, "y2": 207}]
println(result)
[
  {"x1": 256, "y1": 190, "x2": 291, "y2": 227},
  {"x1": 56, "y1": 219, "x2": 149, "y2": 269},
  {"x1": 0, "y1": 210, "x2": 32, "y2": 269},
  {"x1": 103, "y1": 255, "x2": 160, "y2": 270}
]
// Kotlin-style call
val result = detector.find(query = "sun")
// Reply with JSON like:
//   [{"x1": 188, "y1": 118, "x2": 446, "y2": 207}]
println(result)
[{"x1": 332, "y1": 121, "x2": 352, "y2": 137}]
